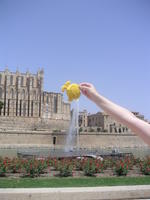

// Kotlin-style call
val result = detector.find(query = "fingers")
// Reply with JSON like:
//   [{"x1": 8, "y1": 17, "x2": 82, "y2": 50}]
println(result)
[
  {"x1": 79, "y1": 82, "x2": 91, "y2": 87},
  {"x1": 79, "y1": 83, "x2": 92, "y2": 92},
  {"x1": 79, "y1": 85, "x2": 89, "y2": 93},
  {"x1": 79, "y1": 82, "x2": 97, "y2": 101}
]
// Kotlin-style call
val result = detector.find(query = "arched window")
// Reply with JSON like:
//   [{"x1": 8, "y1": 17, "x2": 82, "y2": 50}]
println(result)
[
  {"x1": 119, "y1": 128, "x2": 122, "y2": 133},
  {"x1": 10, "y1": 88, "x2": 14, "y2": 99},
  {"x1": 21, "y1": 77, "x2": 24, "y2": 86},
  {"x1": 33, "y1": 90, "x2": 36, "y2": 100},
  {"x1": 42, "y1": 93, "x2": 44, "y2": 102},
  {"x1": 32, "y1": 78, "x2": 34, "y2": 87},
  {"x1": 19, "y1": 100, "x2": 22, "y2": 116},
  {"x1": 46, "y1": 96, "x2": 49, "y2": 103},
  {"x1": 53, "y1": 136, "x2": 57, "y2": 145},
  {"x1": 54, "y1": 96, "x2": 57, "y2": 113},
  {"x1": 23, "y1": 102, "x2": 26, "y2": 116},
  {"x1": 11, "y1": 101, "x2": 14, "y2": 116},
  {"x1": 0, "y1": 88, "x2": 3, "y2": 99},
  {"x1": 31, "y1": 100, "x2": 33, "y2": 116},
  {"x1": 110, "y1": 125, "x2": 112, "y2": 133},
  {"x1": 22, "y1": 89, "x2": 25, "y2": 99},
  {"x1": 10, "y1": 75, "x2": 13, "y2": 85},
  {"x1": 0, "y1": 74, "x2": 2, "y2": 84}
]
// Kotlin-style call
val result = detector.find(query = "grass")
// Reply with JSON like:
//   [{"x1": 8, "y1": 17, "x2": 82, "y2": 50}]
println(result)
[{"x1": 0, "y1": 177, "x2": 150, "y2": 188}]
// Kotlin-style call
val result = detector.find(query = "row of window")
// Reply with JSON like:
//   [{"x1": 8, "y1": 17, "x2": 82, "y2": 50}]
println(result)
[
  {"x1": 43, "y1": 95, "x2": 58, "y2": 104},
  {"x1": 111, "y1": 127, "x2": 128, "y2": 133},
  {"x1": 0, "y1": 88, "x2": 37, "y2": 100},
  {"x1": 0, "y1": 88, "x2": 59, "y2": 106},
  {"x1": 0, "y1": 100, "x2": 34, "y2": 117},
  {"x1": 0, "y1": 74, "x2": 40, "y2": 87},
  {"x1": 0, "y1": 99, "x2": 58, "y2": 116}
]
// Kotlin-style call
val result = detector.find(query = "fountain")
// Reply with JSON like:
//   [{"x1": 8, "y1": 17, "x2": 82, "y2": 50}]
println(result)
[{"x1": 65, "y1": 100, "x2": 79, "y2": 152}]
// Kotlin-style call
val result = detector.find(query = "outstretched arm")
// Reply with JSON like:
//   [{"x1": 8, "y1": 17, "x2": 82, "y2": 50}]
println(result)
[{"x1": 79, "y1": 82, "x2": 150, "y2": 146}]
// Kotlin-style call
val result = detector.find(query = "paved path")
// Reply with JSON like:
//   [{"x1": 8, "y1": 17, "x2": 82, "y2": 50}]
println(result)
[{"x1": 0, "y1": 185, "x2": 150, "y2": 200}]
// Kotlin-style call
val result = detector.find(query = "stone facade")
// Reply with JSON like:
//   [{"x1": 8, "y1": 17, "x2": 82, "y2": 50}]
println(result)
[
  {"x1": 0, "y1": 68, "x2": 70, "y2": 130},
  {"x1": 79, "y1": 109, "x2": 88, "y2": 127},
  {"x1": 87, "y1": 111, "x2": 147, "y2": 133},
  {"x1": 87, "y1": 112, "x2": 128, "y2": 133}
]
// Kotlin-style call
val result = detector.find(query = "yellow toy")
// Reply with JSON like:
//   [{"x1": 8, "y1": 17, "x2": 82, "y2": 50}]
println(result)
[{"x1": 61, "y1": 81, "x2": 80, "y2": 101}]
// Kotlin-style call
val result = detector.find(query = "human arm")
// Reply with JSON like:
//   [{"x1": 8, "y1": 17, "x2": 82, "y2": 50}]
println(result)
[{"x1": 79, "y1": 82, "x2": 150, "y2": 146}]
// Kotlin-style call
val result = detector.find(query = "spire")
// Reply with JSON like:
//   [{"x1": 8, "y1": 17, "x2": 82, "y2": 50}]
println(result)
[
  {"x1": 26, "y1": 68, "x2": 30, "y2": 75},
  {"x1": 5, "y1": 65, "x2": 9, "y2": 73},
  {"x1": 37, "y1": 68, "x2": 44, "y2": 77}
]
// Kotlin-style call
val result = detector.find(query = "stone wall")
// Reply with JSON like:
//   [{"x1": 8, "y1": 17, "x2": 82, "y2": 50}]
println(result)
[
  {"x1": 79, "y1": 132, "x2": 148, "y2": 148},
  {"x1": 0, "y1": 116, "x2": 70, "y2": 131},
  {"x1": 0, "y1": 130, "x2": 148, "y2": 149},
  {"x1": 0, "y1": 132, "x2": 53, "y2": 145},
  {"x1": 52, "y1": 132, "x2": 148, "y2": 148}
]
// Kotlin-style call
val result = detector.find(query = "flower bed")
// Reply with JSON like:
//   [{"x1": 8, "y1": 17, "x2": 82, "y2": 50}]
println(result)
[{"x1": 0, "y1": 155, "x2": 149, "y2": 178}]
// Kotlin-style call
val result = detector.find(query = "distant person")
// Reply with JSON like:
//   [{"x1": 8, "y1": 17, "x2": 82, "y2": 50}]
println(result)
[{"x1": 79, "y1": 82, "x2": 150, "y2": 146}]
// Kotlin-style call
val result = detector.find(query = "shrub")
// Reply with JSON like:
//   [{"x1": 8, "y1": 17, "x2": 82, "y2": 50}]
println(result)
[
  {"x1": 51, "y1": 158, "x2": 60, "y2": 170},
  {"x1": 73, "y1": 159, "x2": 82, "y2": 171},
  {"x1": 23, "y1": 159, "x2": 47, "y2": 178},
  {"x1": 83, "y1": 159, "x2": 97, "y2": 176},
  {"x1": 103, "y1": 157, "x2": 115, "y2": 169},
  {"x1": 114, "y1": 159, "x2": 129, "y2": 176},
  {"x1": 0, "y1": 157, "x2": 9, "y2": 177},
  {"x1": 9, "y1": 158, "x2": 22, "y2": 173},
  {"x1": 140, "y1": 157, "x2": 150, "y2": 175},
  {"x1": 79, "y1": 127, "x2": 83, "y2": 133},
  {"x1": 97, "y1": 127, "x2": 101, "y2": 132},
  {"x1": 53, "y1": 129, "x2": 61, "y2": 133},
  {"x1": 123, "y1": 156, "x2": 135, "y2": 170},
  {"x1": 89, "y1": 128, "x2": 95, "y2": 132},
  {"x1": 58, "y1": 159, "x2": 73, "y2": 177},
  {"x1": 103, "y1": 129, "x2": 108, "y2": 132},
  {"x1": 95, "y1": 159, "x2": 105, "y2": 173}
]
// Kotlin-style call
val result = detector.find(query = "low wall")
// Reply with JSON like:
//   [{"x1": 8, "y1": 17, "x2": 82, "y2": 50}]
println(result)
[
  {"x1": 0, "y1": 131, "x2": 148, "y2": 149},
  {"x1": 79, "y1": 132, "x2": 148, "y2": 148}
]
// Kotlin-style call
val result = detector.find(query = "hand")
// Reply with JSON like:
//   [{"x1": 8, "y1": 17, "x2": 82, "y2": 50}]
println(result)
[{"x1": 79, "y1": 82, "x2": 99, "y2": 102}]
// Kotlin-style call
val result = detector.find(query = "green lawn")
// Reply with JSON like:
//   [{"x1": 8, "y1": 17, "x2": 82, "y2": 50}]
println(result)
[{"x1": 0, "y1": 177, "x2": 150, "y2": 188}]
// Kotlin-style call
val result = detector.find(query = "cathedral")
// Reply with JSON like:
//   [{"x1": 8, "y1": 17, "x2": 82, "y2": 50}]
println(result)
[{"x1": 0, "y1": 68, "x2": 70, "y2": 121}]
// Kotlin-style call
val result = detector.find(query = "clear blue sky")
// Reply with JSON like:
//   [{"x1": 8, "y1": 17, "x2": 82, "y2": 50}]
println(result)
[{"x1": 0, "y1": 0, "x2": 150, "y2": 120}]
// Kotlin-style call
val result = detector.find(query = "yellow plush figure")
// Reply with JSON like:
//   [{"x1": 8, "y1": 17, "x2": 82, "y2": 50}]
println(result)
[{"x1": 61, "y1": 81, "x2": 80, "y2": 101}]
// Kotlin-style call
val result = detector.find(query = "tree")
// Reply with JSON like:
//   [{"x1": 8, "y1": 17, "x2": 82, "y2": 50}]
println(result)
[
  {"x1": 0, "y1": 101, "x2": 4, "y2": 115},
  {"x1": 79, "y1": 127, "x2": 83, "y2": 133},
  {"x1": 97, "y1": 127, "x2": 101, "y2": 132}
]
